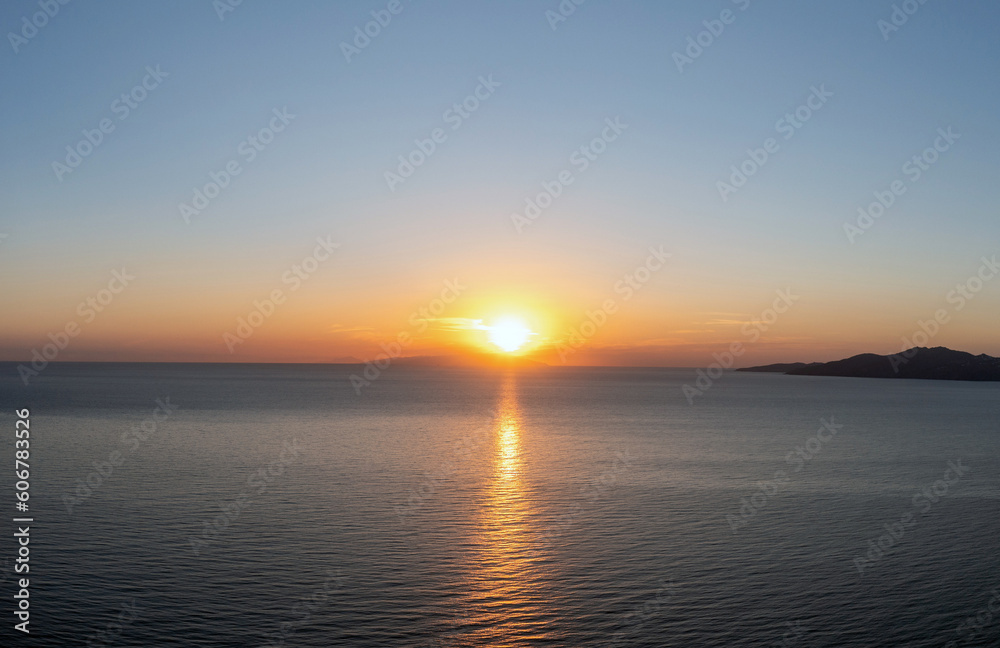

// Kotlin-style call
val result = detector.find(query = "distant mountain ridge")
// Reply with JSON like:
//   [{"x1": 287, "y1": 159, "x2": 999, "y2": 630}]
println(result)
[
  {"x1": 393, "y1": 354, "x2": 548, "y2": 368},
  {"x1": 738, "y1": 347, "x2": 1000, "y2": 381},
  {"x1": 734, "y1": 362, "x2": 822, "y2": 373}
]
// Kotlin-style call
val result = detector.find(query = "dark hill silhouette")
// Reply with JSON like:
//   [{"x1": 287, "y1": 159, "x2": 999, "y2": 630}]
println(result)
[{"x1": 738, "y1": 347, "x2": 1000, "y2": 381}]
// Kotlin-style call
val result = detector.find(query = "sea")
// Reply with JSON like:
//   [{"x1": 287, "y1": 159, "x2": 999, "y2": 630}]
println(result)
[{"x1": 0, "y1": 362, "x2": 998, "y2": 647}]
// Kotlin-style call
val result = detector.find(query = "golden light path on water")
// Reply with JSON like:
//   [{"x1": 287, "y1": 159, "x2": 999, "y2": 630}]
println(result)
[{"x1": 458, "y1": 373, "x2": 551, "y2": 647}]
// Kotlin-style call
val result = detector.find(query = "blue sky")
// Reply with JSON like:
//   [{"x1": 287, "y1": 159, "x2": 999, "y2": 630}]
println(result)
[{"x1": 1, "y1": 0, "x2": 998, "y2": 364}]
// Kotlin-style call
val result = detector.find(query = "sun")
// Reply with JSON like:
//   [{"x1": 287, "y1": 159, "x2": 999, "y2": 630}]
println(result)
[{"x1": 486, "y1": 316, "x2": 534, "y2": 353}]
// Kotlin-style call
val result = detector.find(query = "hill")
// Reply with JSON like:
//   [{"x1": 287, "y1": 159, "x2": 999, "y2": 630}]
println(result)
[{"x1": 739, "y1": 347, "x2": 1000, "y2": 381}]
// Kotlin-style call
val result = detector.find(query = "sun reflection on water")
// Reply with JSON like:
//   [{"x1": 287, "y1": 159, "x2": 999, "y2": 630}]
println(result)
[
  {"x1": 496, "y1": 393, "x2": 522, "y2": 482},
  {"x1": 457, "y1": 373, "x2": 551, "y2": 646}
]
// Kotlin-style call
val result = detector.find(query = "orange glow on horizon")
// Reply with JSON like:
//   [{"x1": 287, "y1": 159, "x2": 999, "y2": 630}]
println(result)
[{"x1": 5, "y1": 267, "x2": 999, "y2": 366}]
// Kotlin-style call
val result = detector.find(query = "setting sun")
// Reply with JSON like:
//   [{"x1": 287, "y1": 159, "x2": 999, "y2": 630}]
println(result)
[{"x1": 486, "y1": 317, "x2": 534, "y2": 353}]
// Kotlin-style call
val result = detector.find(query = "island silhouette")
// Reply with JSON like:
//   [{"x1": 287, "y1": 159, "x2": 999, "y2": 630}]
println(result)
[{"x1": 738, "y1": 347, "x2": 1000, "y2": 381}]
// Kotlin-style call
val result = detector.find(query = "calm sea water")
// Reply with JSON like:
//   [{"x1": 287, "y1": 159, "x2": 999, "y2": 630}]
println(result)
[{"x1": 0, "y1": 363, "x2": 998, "y2": 647}]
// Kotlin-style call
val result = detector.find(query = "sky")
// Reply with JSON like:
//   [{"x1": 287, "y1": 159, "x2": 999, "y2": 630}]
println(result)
[{"x1": 1, "y1": 0, "x2": 998, "y2": 367}]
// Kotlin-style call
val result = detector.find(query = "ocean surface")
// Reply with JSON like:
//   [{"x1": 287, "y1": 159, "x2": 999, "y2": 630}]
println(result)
[{"x1": 1, "y1": 363, "x2": 998, "y2": 647}]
